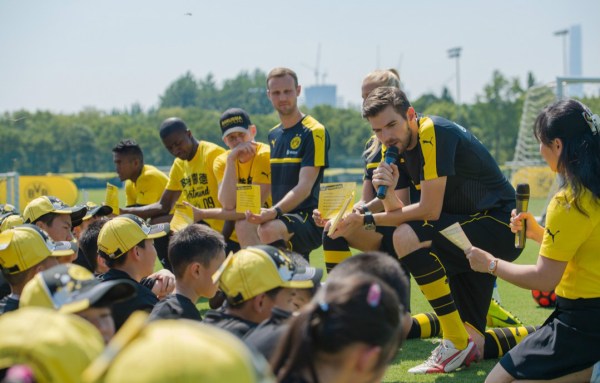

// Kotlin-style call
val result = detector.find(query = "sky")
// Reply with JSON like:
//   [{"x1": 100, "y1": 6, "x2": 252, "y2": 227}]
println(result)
[{"x1": 1, "y1": 0, "x2": 599, "y2": 114}]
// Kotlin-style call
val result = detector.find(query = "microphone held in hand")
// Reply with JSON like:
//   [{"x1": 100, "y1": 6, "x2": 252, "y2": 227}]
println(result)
[
  {"x1": 514, "y1": 183, "x2": 530, "y2": 249},
  {"x1": 376, "y1": 146, "x2": 400, "y2": 199}
]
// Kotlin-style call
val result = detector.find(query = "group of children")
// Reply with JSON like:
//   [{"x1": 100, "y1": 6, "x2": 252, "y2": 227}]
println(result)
[{"x1": 0, "y1": 65, "x2": 599, "y2": 383}]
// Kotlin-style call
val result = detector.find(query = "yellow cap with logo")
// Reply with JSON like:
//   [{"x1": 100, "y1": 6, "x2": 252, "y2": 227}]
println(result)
[
  {"x1": 0, "y1": 307, "x2": 104, "y2": 383},
  {"x1": 83, "y1": 315, "x2": 274, "y2": 383},
  {"x1": 23, "y1": 195, "x2": 87, "y2": 227},
  {"x1": 0, "y1": 224, "x2": 76, "y2": 275},
  {"x1": 97, "y1": 214, "x2": 169, "y2": 260},
  {"x1": 213, "y1": 245, "x2": 315, "y2": 304},
  {"x1": 0, "y1": 214, "x2": 24, "y2": 233}
]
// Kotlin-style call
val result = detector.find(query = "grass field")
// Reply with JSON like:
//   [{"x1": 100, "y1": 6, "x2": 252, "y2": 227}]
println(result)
[{"x1": 79, "y1": 188, "x2": 552, "y2": 382}]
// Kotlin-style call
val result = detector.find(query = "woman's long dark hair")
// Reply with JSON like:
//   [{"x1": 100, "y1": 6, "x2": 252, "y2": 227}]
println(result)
[
  {"x1": 270, "y1": 273, "x2": 402, "y2": 383},
  {"x1": 534, "y1": 99, "x2": 600, "y2": 215}
]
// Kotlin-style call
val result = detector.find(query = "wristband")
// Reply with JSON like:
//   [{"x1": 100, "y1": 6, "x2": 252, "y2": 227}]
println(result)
[{"x1": 274, "y1": 207, "x2": 283, "y2": 219}]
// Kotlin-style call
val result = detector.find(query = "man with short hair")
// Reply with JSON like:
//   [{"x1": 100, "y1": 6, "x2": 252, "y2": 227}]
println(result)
[
  {"x1": 113, "y1": 139, "x2": 169, "y2": 208},
  {"x1": 246, "y1": 68, "x2": 330, "y2": 260},
  {"x1": 97, "y1": 214, "x2": 171, "y2": 329},
  {"x1": 205, "y1": 245, "x2": 316, "y2": 338},
  {"x1": 350, "y1": 86, "x2": 522, "y2": 373},
  {"x1": 149, "y1": 224, "x2": 226, "y2": 321},
  {"x1": 0, "y1": 224, "x2": 76, "y2": 314},
  {"x1": 120, "y1": 119, "x2": 241, "y2": 254}
]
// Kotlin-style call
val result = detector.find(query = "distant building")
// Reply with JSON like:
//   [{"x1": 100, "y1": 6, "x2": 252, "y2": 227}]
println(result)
[{"x1": 304, "y1": 85, "x2": 337, "y2": 108}]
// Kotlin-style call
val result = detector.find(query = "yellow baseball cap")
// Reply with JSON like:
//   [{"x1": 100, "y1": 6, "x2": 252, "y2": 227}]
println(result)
[
  {"x1": 83, "y1": 316, "x2": 274, "y2": 383},
  {"x1": 0, "y1": 224, "x2": 76, "y2": 275},
  {"x1": 97, "y1": 214, "x2": 169, "y2": 260},
  {"x1": 213, "y1": 245, "x2": 315, "y2": 304},
  {"x1": 23, "y1": 196, "x2": 87, "y2": 227},
  {"x1": 0, "y1": 214, "x2": 24, "y2": 233},
  {"x1": 20, "y1": 263, "x2": 136, "y2": 314},
  {"x1": 0, "y1": 307, "x2": 104, "y2": 383},
  {"x1": 83, "y1": 201, "x2": 113, "y2": 221}
]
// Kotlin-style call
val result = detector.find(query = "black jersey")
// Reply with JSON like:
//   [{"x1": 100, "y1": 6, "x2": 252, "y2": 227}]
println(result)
[
  {"x1": 99, "y1": 268, "x2": 158, "y2": 330},
  {"x1": 268, "y1": 115, "x2": 329, "y2": 211},
  {"x1": 203, "y1": 308, "x2": 257, "y2": 338},
  {"x1": 0, "y1": 295, "x2": 19, "y2": 315},
  {"x1": 149, "y1": 293, "x2": 201, "y2": 321},
  {"x1": 400, "y1": 116, "x2": 514, "y2": 214}
]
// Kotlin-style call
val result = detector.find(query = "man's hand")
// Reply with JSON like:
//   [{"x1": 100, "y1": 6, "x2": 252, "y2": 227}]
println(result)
[
  {"x1": 245, "y1": 207, "x2": 277, "y2": 225},
  {"x1": 328, "y1": 212, "x2": 363, "y2": 239},
  {"x1": 372, "y1": 161, "x2": 399, "y2": 199},
  {"x1": 312, "y1": 209, "x2": 329, "y2": 228}
]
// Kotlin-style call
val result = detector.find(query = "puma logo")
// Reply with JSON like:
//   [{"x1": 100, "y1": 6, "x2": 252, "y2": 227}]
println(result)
[
  {"x1": 546, "y1": 228, "x2": 560, "y2": 243},
  {"x1": 261, "y1": 171, "x2": 269, "y2": 178},
  {"x1": 315, "y1": 134, "x2": 323, "y2": 141},
  {"x1": 139, "y1": 190, "x2": 145, "y2": 195},
  {"x1": 271, "y1": 139, "x2": 276, "y2": 146},
  {"x1": 422, "y1": 138, "x2": 434, "y2": 146}
]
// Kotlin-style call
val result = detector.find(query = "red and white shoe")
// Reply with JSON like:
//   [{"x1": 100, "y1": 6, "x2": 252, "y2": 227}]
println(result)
[{"x1": 408, "y1": 338, "x2": 477, "y2": 374}]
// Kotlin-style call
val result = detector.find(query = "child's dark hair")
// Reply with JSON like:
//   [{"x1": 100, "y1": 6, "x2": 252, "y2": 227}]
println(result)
[
  {"x1": 271, "y1": 273, "x2": 402, "y2": 382},
  {"x1": 79, "y1": 219, "x2": 108, "y2": 272},
  {"x1": 534, "y1": 99, "x2": 600, "y2": 215},
  {"x1": 327, "y1": 251, "x2": 410, "y2": 314},
  {"x1": 168, "y1": 224, "x2": 225, "y2": 279}
]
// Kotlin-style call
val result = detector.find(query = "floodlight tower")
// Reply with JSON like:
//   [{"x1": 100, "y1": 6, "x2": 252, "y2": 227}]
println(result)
[
  {"x1": 447, "y1": 47, "x2": 462, "y2": 120},
  {"x1": 553, "y1": 29, "x2": 569, "y2": 76}
]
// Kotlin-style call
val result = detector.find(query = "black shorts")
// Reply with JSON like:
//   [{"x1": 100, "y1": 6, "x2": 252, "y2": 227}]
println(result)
[
  {"x1": 279, "y1": 209, "x2": 323, "y2": 259},
  {"x1": 501, "y1": 297, "x2": 600, "y2": 380},
  {"x1": 406, "y1": 206, "x2": 522, "y2": 332}
]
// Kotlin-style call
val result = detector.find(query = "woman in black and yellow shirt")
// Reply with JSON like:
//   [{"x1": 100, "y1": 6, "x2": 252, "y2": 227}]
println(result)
[{"x1": 467, "y1": 99, "x2": 600, "y2": 382}]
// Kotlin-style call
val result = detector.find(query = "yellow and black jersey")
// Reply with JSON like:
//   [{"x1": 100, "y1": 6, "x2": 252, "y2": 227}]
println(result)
[
  {"x1": 541, "y1": 188, "x2": 600, "y2": 299},
  {"x1": 125, "y1": 164, "x2": 168, "y2": 207},
  {"x1": 401, "y1": 116, "x2": 514, "y2": 214},
  {"x1": 166, "y1": 141, "x2": 226, "y2": 233},
  {"x1": 213, "y1": 141, "x2": 272, "y2": 207},
  {"x1": 269, "y1": 115, "x2": 329, "y2": 211}
]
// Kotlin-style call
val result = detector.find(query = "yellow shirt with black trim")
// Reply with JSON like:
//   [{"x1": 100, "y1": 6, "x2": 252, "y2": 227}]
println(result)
[
  {"x1": 401, "y1": 115, "x2": 514, "y2": 214},
  {"x1": 213, "y1": 141, "x2": 272, "y2": 208},
  {"x1": 268, "y1": 115, "x2": 329, "y2": 211},
  {"x1": 540, "y1": 188, "x2": 600, "y2": 299},
  {"x1": 125, "y1": 164, "x2": 168, "y2": 207},
  {"x1": 166, "y1": 141, "x2": 226, "y2": 233}
]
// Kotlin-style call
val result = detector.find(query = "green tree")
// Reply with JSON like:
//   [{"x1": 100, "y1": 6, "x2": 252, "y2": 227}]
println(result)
[{"x1": 159, "y1": 72, "x2": 199, "y2": 108}]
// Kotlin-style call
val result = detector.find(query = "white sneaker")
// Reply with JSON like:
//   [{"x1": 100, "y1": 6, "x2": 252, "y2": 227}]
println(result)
[{"x1": 408, "y1": 338, "x2": 477, "y2": 374}]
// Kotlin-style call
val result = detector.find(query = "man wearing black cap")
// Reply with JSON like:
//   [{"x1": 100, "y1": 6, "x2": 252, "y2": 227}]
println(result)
[{"x1": 212, "y1": 108, "x2": 271, "y2": 248}]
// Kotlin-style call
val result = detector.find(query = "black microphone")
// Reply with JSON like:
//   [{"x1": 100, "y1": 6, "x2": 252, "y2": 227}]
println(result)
[
  {"x1": 376, "y1": 146, "x2": 400, "y2": 199},
  {"x1": 515, "y1": 183, "x2": 530, "y2": 249}
]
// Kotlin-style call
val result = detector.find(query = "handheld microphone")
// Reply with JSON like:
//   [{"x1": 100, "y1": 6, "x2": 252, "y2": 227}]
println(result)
[
  {"x1": 376, "y1": 146, "x2": 399, "y2": 199},
  {"x1": 515, "y1": 183, "x2": 530, "y2": 249}
]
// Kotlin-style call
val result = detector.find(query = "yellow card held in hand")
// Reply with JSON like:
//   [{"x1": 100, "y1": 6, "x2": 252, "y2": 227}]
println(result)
[
  {"x1": 170, "y1": 203, "x2": 194, "y2": 232},
  {"x1": 318, "y1": 182, "x2": 356, "y2": 219},
  {"x1": 327, "y1": 191, "x2": 355, "y2": 237},
  {"x1": 236, "y1": 184, "x2": 261, "y2": 214},
  {"x1": 104, "y1": 183, "x2": 120, "y2": 215}
]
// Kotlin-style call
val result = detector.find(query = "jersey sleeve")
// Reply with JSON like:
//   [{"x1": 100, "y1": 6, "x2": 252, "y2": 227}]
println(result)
[
  {"x1": 213, "y1": 152, "x2": 228, "y2": 183},
  {"x1": 253, "y1": 144, "x2": 271, "y2": 184},
  {"x1": 419, "y1": 118, "x2": 459, "y2": 180},
  {"x1": 135, "y1": 171, "x2": 167, "y2": 205},
  {"x1": 540, "y1": 191, "x2": 594, "y2": 262},
  {"x1": 125, "y1": 180, "x2": 135, "y2": 206},
  {"x1": 166, "y1": 159, "x2": 183, "y2": 191}
]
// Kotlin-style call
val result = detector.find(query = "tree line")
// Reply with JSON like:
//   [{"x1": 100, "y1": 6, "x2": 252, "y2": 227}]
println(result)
[{"x1": 1, "y1": 69, "x2": 599, "y2": 175}]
